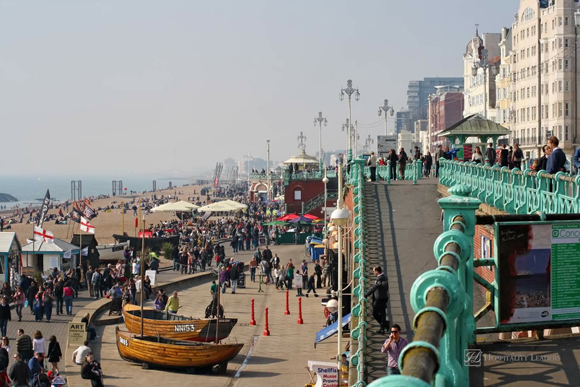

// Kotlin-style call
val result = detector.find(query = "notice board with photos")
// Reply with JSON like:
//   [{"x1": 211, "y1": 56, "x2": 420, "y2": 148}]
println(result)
[{"x1": 495, "y1": 221, "x2": 580, "y2": 328}]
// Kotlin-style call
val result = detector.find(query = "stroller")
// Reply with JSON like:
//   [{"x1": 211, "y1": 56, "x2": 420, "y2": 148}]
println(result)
[{"x1": 109, "y1": 296, "x2": 123, "y2": 315}]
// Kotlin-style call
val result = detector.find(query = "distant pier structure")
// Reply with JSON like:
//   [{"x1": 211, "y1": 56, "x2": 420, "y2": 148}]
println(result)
[
  {"x1": 153, "y1": 180, "x2": 157, "y2": 192},
  {"x1": 112, "y1": 180, "x2": 123, "y2": 196},
  {"x1": 71, "y1": 180, "x2": 82, "y2": 201}
]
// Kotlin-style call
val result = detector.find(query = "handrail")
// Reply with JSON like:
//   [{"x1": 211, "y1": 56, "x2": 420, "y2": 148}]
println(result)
[{"x1": 368, "y1": 184, "x2": 481, "y2": 386}]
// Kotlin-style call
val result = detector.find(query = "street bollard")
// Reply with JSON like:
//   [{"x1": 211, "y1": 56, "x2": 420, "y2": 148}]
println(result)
[
  {"x1": 285, "y1": 290, "x2": 290, "y2": 315},
  {"x1": 297, "y1": 297, "x2": 304, "y2": 324},
  {"x1": 250, "y1": 299, "x2": 256, "y2": 326},
  {"x1": 263, "y1": 308, "x2": 270, "y2": 336}
]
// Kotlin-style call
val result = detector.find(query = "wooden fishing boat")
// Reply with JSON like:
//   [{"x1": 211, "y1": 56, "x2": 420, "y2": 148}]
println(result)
[
  {"x1": 115, "y1": 326, "x2": 243, "y2": 373},
  {"x1": 112, "y1": 234, "x2": 180, "y2": 252},
  {"x1": 123, "y1": 304, "x2": 237, "y2": 342}
]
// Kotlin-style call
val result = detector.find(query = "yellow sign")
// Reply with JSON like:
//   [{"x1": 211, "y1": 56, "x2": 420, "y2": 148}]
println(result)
[{"x1": 68, "y1": 322, "x2": 87, "y2": 347}]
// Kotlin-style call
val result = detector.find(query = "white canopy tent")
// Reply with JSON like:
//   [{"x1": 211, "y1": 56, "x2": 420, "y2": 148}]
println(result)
[{"x1": 151, "y1": 200, "x2": 199, "y2": 213}]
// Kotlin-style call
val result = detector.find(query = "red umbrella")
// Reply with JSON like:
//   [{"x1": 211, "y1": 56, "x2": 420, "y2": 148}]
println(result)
[
  {"x1": 278, "y1": 214, "x2": 299, "y2": 221},
  {"x1": 303, "y1": 214, "x2": 319, "y2": 220}
]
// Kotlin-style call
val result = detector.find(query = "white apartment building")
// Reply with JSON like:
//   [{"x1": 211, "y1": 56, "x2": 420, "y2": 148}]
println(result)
[
  {"x1": 463, "y1": 30, "x2": 502, "y2": 122},
  {"x1": 495, "y1": 27, "x2": 513, "y2": 132},
  {"x1": 511, "y1": 0, "x2": 580, "y2": 160}
]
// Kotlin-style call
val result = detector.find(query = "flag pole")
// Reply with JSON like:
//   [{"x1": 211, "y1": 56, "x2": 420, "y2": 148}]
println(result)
[
  {"x1": 122, "y1": 201, "x2": 125, "y2": 235},
  {"x1": 139, "y1": 197, "x2": 145, "y2": 337}
]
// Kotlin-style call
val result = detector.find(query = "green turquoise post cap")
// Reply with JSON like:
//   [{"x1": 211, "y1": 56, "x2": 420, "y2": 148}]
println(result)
[{"x1": 438, "y1": 183, "x2": 481, "y2": 207}]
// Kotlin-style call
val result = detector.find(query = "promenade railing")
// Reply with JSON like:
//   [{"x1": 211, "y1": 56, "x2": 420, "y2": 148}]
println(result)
[
  {"x1": 369, "y1": 184, "x2": 481, "y2": 387},
  {"x1": 439, "y1": 159, "x2": 580, "y2": 214},
  {"x1": 357, "y1": 160, "x2": 422, "y2": 185},
  {"x1": 348, "y1": 158, "x2": 368, "y2": 387}
]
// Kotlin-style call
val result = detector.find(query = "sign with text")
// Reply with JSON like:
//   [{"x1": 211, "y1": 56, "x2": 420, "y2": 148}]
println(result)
[
  {"x1": 377, "y1": 135, "x2": 397, "y2": 158},
  {"x1": 68, "y1": 322, "x2": 87, "y2": 347},
  {"x1": 145, "y1": 270, "x2": 157, "y2": 286},
  {"x1": 496, "y1": 222, "x2": 580, "y2": 325},
  {"x1": 308, "y1": 361, "x2": 338, "y2": 387}
]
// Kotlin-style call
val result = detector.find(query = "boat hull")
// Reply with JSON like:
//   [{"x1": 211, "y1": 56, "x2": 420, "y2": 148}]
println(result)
[
  {"x1": 123, "y1": 304, "x2": 237, "y2": 342},
  {"x1": 115, "y1": 326, "x2": 243, "y2": 370}
]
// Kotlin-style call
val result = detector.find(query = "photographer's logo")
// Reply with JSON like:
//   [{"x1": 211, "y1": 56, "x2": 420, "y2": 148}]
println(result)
[{"x1": 464, "y1": 349, "x2": 482, "y2": 367}]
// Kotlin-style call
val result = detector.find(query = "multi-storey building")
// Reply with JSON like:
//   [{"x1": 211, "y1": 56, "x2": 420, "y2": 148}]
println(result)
[
  {"x1": 406, "y1": 77, "x2": 464, "y2": 121},
  {"x1": 428, "y1": 89, "x2": 465, "y2": 151},
  {"x1": 510, "y1": 0, "x2": 579, "y2": 160},
  {"x1": 495, "y1": 27, "x2": 513, "y2": 135},
  {"x1": 463, "y1": 30, "x2": 502, "y2": 122}
]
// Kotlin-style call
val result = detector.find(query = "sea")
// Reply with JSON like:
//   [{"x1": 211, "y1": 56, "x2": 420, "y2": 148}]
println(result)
[{"x1": 0, "y1": 176, "x2": 193, "y2": 209}]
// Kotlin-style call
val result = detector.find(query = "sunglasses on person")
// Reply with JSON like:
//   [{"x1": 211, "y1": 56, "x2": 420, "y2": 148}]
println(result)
[{"x1": 391, "y1": 330, "x2": 399, "y2": 334}]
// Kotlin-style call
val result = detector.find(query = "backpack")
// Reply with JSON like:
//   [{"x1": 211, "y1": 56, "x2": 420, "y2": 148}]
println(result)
[{"x1": 32, "y1": 373, "x2": 50, "y2": 387}]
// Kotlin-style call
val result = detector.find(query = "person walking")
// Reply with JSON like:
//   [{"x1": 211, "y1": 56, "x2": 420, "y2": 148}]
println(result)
[
  {"x1": 381, "y1": 324, "x2": 408, "y2": 376},
  {"x1": 398, "y1": 148, "x2": 408, "y2": 180},
  {"x1": 230, "y1": 262, "x2": 239, "y2": 294},
  {"x1": 485, "y1": 142, "x2": 496, "y2": 166},
  {"x1": 47, "y1": 336, "x2": 62, "y2": 373},
  {"x1": 27, "y1": 352, "x2": 44, "y2": 386},
  {"x1": 43, "y1": 287, "x2": 54, "y2": 322},
  {"x1": 367, "y1": 151, "x2": 377, "y2": 182},
  {"x1": 249, "y1": 256, "x2": 257, "y2": 283},
  {"x1": 165, "y1": 291, "x2": 179, "y2": 314},
  {"x1": 388, "y1": 149, "x2": 398, "y2": 180},
  {"x1": 300, "y1": 260, "x2": 308, "y2": 290},
  {"x1": 286, "y1": 261, "x2": 295, "y2": 290},
  {"x1": 64, "y1": 281, "x2": 74, "y2": 315},
  {"x1": 434, "y1": 145, "x2": 445, "y2": 178},
  {"x1": 499, "y1": 144, "x2": 509, "y2": 167},
  {"x1": 512, "y1": 143, "x2": 524, "y2": 169},
  {"x1": 9, "y1": 353, "x2": 31, "y2": 387},
  {"x1": 0, "y1": 298, "x2": 10, "y2": 338},
  {"x1": 471, "y1": 146, "x2": 483, "y2": 164},
  {"x1": 314, "y1": 261, "x2": 323, "y2": 288},
  {"x1": 26, "y1": 281, "x2": 38, "y2": 315},
  {"x1": 422, "y1": 151, "x2": 432, "y2": 177},
  {"x1": 54, "y1": 279, "x2": 64, "y2": 316},
  {"x1": 16, "y1": 330, "x2": 33, "y2": 364},
  {"x1": 364, "y1": 266, "x2": 389, "y2": 334},
  {"x1": 33, "y1": 293, "x2": 43, "y2": 322},
  {"x1": 305, "y1": 273, "x2": 318, "y2": 297},
  {"x1": 32, "y1": 331, "x2": 45, "y2": 358},
  {"x1": 91, "y1": 269, "x2": 102, "y2": 300}
]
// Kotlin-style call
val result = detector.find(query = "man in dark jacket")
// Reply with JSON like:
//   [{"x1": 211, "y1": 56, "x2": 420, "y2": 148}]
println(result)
[
  {"x1": 434, "y1": 145, "x2": 446, "y2": 178},
  {"x1": 0, "y1": 297, "x2": 11, "y2": 337},
  {"x1": 230, "y1": 263, "x2": 240, "y2": 294},
  {"x1": 486, "y1": 143, "x2": 496, "y2": 166},
  {"x1": 16, "y1": 329, "x2": 33, "y2": 364},
  {"x1": 499, "y1": 144, "x2": 509, "y2": 167},
  {"x1": 55, "y1": 279, "x2": 64, "y2": 315},
  {"x1": 262, "y1": 246, "x2": 273, "y2": 263},
  {"x1": 364, "y1": 266, "x2": 389, "y2": 334},
  {"x1": 9, "y1": 353, "x2": 31, "y2": 386},
  {"x1": 546, "y1": 136, "x2": 567, "y2": 174},
  {"x1": 26, "y1": 281, "x2": 38, "y2": 315}
]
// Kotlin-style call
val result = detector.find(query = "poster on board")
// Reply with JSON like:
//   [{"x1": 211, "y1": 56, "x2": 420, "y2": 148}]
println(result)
[{"x1": 498, "y1": 223, "x2": 580, "y2": 325}]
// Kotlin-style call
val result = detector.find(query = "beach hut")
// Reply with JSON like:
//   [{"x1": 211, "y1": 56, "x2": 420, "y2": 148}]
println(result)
[
  {"x1": 0, "y1": 232, "x2": 22, "y2": 286},
  {"x1": 70, "y1": 234, "x2": 100, "y2": 273},
  {"x1": 21, "y1": 238, "x2": 80, "y2": 276}
]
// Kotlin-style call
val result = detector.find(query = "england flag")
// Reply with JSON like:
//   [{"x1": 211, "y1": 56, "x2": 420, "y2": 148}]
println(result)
[
  {"x1": 33, "y1": 226, "x2": 54, "y2": 243},
  {"x1": 80, "y1": 217, "x2": 96, "y2": 234}
]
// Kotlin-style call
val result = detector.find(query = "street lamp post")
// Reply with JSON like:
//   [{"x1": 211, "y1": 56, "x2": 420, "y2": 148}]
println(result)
[
  {"x1": 331, "y1": 163, "x2": 349, "y2": 370},
  {"x1": 378, "y1": 99, "x2": 394, "y2": 136},
  {"x1": 244, "y1": 154, "x2": 252, "y2": 183},
  {"x1": 322, "y1": 172, "x2": 329, "y2": 236},
  {"x1": 363, "y1": 135, "x2": 375, "y2": 154},
  {"x1": 472, "y1": 47, "x2": 497, "y2": 119},
  {"x1": 314, "y1": 112, "x2": 327, "y2": 170},
  {"x1": 340, "y1": 80, "x2": 360, "y2": 159},
  {"x1": 267, "y1": 140, "x2": 271, "y2": 200},
  {"x1": 342, "y1": 119, "x2": 354, "y2": 159}
]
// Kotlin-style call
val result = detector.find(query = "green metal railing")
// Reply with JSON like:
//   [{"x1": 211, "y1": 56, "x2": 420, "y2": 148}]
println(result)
[
  {"x1": 439, "y1": 159, "x2": 580, "y2": 214},
  {"x1": 369, "y1": 184, "x2": 481, "y2": 386},
  {"x1": 356, "y1": 160, "x2": 422, "y2": 185},
  {"x1": 349, "y1": 157, "x2": 368, "y2": 387}
]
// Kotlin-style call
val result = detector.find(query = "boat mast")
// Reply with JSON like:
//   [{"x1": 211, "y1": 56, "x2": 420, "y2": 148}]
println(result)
[
  {"x1": 215, "y1": 280, "x2": 220, "y2": 344},
  {"x1": 139, "y1": 198, "x2": 145, "y2": 337}
]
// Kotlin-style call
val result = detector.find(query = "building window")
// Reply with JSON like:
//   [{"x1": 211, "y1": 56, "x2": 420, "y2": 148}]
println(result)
[
  {"x1": 566, "y1": 17, "x2": 569, "y2": 26},
  {"x1": 566, "y1": 80, "x2": 570, "y2": 92},
  {"x1": 559, "y1": 81, "x2": 563, "y2": 92},
  {"x1": 558, "y1": 102, "x2": 563, "y2": 117},
  {"x1": 565, "y1": 59, "x2": 569, "y2": 70},
  {"x1": 565, "y1": 102, "x2": 570, "y2": 116},
  {"x1": 566, "y1": 125, "x2": 569, "y2": 141},
  {"x1": 559, "y1": 17, "x2": 562, "y2": 26},
  {"x1": 293, "y1": 189, "x2": 302, "y2": 201},
  {"x1": 565, "y1": 38, "x2": 569, "y2": 48}
]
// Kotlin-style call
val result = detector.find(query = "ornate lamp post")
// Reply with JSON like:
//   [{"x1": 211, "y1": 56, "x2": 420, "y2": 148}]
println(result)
[
  {"x1": 340, "y1": 80, "x2": 360, "y2": 160},
  {"x1": 363, "y1": 135, "x2": 375, "y2": 154},
  {"x1": 378, "y1": 99, "x2": 394, "y2": 136},
  {"x1": 471, "y1": 45, "x2": 497, "y2": 119},
  {"x1": 331, "y1": 162, "x2": 349, "y2": 370},
  {"x1": 314, "y1": 112, "x2": 327, "y2": 170}
]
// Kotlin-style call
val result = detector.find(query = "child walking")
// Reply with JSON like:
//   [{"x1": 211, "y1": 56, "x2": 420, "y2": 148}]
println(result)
[
  {"x1": 294, "y1": 270, "x2": 304, "y2": 297},
  {"x1": 306, "y1": 273, "x2": 318, "y2": 297}
]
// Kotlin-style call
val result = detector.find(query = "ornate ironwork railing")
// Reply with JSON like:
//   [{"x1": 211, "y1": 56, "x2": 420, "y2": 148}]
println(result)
[{"x1": 439, "y1": 159, "x2": 580, "y2": 214}]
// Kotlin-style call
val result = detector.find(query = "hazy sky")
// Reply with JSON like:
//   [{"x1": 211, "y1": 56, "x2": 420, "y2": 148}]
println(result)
[{"x1": 1, "y1": 0, "x2": 513, "y2": 177}]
